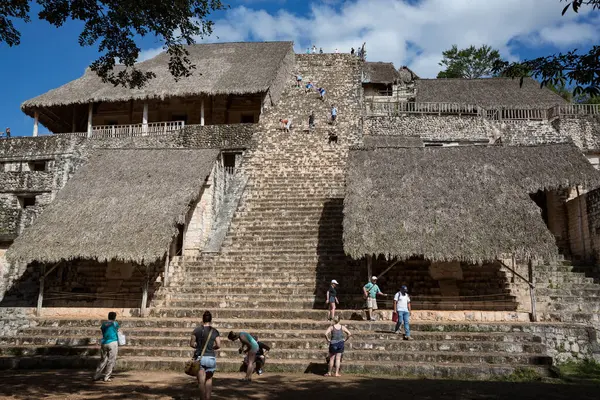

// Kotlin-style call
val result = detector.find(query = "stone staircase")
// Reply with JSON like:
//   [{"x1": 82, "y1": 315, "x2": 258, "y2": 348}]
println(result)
[
  {"x1": 0, "y1": 54, "x2": 595, "y2": 378},
  {"x1": 535, "y1": 261, "x2": 600, "y2": 326}
]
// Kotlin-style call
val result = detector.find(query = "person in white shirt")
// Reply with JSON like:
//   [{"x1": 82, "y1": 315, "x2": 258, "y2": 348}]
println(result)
[{"x1": 393, "y1": 285, "x2": 412, "y2": 340}]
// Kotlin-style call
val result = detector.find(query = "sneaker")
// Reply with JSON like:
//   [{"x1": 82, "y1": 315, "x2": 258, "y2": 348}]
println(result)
[
  {"x1": 404, "y1": 336, "x2": 413, "y2": 341},
  {"x1": 257, "y1": 369, "x2": 263, "y2": 375},
  {"x1": 103, "y1": 377, "x2": 112, "y2": 382}
]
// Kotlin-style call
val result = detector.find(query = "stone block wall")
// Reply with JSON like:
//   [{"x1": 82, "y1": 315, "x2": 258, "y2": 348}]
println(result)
[
  {"x1": 183, "y1": 166, "x2": 219, "y2": 256},
  {"x1": 554, "y1": 115, "x2": 600, "y2": 150},
  {"x1": 0, "y1": 307, "x2": 37, "y2": 337},
  {"x1": 567, "y1": 189, "x2": 593, "y2": 262},
  {"x1": 363, "y1": 115, "x2": 501, "y2": 143},
  {"x1": 534, "y1": 324, "x2": 600, "y2": 363}
]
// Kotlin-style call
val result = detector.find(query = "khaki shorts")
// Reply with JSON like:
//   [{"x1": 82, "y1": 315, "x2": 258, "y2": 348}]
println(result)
[{"x1": 366, "y1": 297, "x2": 378, "y2": 310}]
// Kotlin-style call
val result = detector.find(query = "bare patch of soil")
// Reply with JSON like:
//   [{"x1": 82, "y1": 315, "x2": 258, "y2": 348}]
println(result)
[{"x1": 0, "y1": 370, "x2": 598, "y2": 400}]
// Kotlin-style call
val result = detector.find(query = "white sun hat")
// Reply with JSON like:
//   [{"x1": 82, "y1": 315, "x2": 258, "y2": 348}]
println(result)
[{"x1": 331, "y1": 279, "x2": 339, "y2": 285}]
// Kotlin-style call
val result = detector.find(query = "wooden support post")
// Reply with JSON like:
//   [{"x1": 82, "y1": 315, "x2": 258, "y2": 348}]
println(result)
[
  {"x1": 201, "y1": 99, "x2": 205, "y2": 126},
  {"x1": 163, "y1": 248, "x2": 171, "y2": 287},
  {"x1": 87, "y1": 103, "x2": 93, "y2": 137},
  {"x1": 36, "y1": 265, "x2": 46, "y2": 316},
  {"x1": 141, "y1": 276, "x2": 149, "y2": 317},
  {"x1": 72, "y1": 108, "x2": 76, "y2": 133},
  {"x1": 366, "y1": 255, "x2": 373, "y2": 281},
  {"x1": 576, "y1": 186, "x2": 588, "y2": 260},
  {"x1": 528, "y1": 259, "x2": 537, "y2": 322},
  {"x1": 142, "y1": 103, "x2": 149, "y2": 134},
  {"x1": 33, "y1": 111, "x2": 39, "y2": 137}
]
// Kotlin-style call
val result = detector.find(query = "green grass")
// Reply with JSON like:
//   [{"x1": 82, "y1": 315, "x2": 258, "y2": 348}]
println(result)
[
  {"x1": 497, "y1": 367, "x2": 543, "y2": 382},
  {"x1": 558, "y1": 359, "x2": 600, "y2": 383}
]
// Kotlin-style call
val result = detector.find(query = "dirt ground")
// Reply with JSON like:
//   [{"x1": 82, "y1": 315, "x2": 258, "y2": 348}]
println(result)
[{"x1": 0, "y1": 370, "x2": 598, "y2": 400}]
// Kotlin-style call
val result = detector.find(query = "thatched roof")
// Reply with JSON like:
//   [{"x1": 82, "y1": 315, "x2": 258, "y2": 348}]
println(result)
[
  {"x1": 398, "y1": 66, "x2": 419, "y2": 84},
  {"x1": 22, "y1": 41, "x2": 293, "y2": 113},
  {"x1": 415, "y1": 77, "x2": 567, "y2": 107},
  {"x1": 363, "y1": 135, "x2": 423, "y2": 148},
  {"x1": 344, "y1": 143, "x2": 600, "y2": 263},
  {"x1": 363, "y1": 62, "x2": 400, "y2": 85},
  {"x1": 6, "y1": 149, "x2": 219, "y2": 265}
]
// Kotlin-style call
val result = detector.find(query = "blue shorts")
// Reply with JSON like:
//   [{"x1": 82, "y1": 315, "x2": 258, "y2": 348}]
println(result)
[
  {"x1": 329, "y1": 341, "x2": 344, "y2": 354},
  {"x1": 196, "y1": 356, "x2": 217, "y2": 373},
  {"x1": 328, "y1": 296, "x2": 336, "y2": 304}
]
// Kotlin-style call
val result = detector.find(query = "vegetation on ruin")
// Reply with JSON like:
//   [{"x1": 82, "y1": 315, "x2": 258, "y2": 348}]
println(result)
[
  {"x1": 0, "y1": 0, "x2": 226, "y2": 88},
  {"x1": 557, "y1": 359, "x2": 600, "y2": 383},
  {"x1": 494, "y1": 0, "x2": 600, "y2": 97}
]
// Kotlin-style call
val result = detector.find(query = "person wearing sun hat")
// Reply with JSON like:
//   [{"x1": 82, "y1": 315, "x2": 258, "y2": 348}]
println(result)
[
  {"x1": 326, "y1": 279, "x2": 340, "y2": 321},
  {"x1": 363, "y1": 276, "x2": 388, "y2": 321}
]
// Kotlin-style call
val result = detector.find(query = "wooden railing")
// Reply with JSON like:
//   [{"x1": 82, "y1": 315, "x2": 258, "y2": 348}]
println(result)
[
  {"x1": 365, "y1": 99, "x2": 600, "y2": 121},
  {"x1": 90, "y1": 121, "x2": 185, "y2": 138},
  {"x1": 364, "y1": 100, "x2": 484, "y2": 117},
  {"x1": 558, "y1": 104, "x2": 600, "y2": 116}
]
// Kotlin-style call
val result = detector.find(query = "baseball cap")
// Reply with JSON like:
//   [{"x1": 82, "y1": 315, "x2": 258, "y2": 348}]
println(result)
[
  {"x1": 331, "y1": 279, "x2": 339, "y2": 285},
  {"x1": 371, "y1": 276, "x2": 378, "y2": 280},
  {"x1": 401, "y1": 285, "x2": 408, "y2": 291}
]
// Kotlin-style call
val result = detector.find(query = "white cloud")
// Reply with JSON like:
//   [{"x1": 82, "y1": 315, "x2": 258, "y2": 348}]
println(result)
[{"x1": 138, "y1": 0, "x2": 599, "y2": 77}]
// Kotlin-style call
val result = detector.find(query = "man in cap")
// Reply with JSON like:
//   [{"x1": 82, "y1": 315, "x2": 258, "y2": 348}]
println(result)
[
  {"x1": 393, "y1": 285, "x2": 412, "y2": 340},
  {"x1": 326, "y1": 279, "x2": 339, "y2": 321},
  {"x1": 362, "y1": 276, "x2": 388, "y2": 321}
]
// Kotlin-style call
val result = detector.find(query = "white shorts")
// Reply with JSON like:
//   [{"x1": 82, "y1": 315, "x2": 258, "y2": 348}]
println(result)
[{"x1": 366, "y1": 297, "x2": 378, "y2": 310}]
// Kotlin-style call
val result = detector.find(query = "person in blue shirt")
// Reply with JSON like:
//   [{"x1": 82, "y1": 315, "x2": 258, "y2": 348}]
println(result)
[
  {"x1": 93, "y1": 311, "x2": 121, "y2": 382},
  {"x1": 330, "y1": 104, "x2": 338, "y2": 125}
]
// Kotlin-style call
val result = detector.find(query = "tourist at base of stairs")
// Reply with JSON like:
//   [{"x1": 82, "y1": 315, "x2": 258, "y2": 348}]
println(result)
[
  {"x1": 318, "y1": 87, "x2": 326, "y2": 101},
  {"x1": 93, "y1": 311, "x2": 121, "y2": 382},
  {"x1": 326, "y1": 279, "x2": 340, "y2": 320},
  {"x1": 190, "y1": 310, "x2": 221, "y2": 400},
  {"x1": 241, "y1": 336, "x2": 270, "y2": 376},
  {"x1": 324, "y1": 316, "x2": 351, "y2": 377},
  {"x1": 279, "y1": 118, "x2": 292, "y2": 132},
  {"x1": 228, "y1": 331, "x2": 260, "y2": 382},
  {"x1": 309, "y1": 111, "x2": 316, "y2": 130},
  {"x1": 328, "y1": 130, "x2": 338, "y2": 145},
  {"x1": 363, "y1": 276, "x2": 388, "y2": 321},
  {"x1": 393, "y1": 286, "x2": 413, "y2": 340}
]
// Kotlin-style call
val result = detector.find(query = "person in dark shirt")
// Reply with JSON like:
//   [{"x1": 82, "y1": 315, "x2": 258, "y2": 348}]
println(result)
[
  {"x1": 308, "y1": 111, "x2": 315, "y2": 131},
  {"x1": 190, "y1": 311, "x2": 220, "y2": 400},
  {"x1": 326, "y1": 279, "x2": 339, "y2": 321},
  {"x1": 241, "y1": 336, "x2": 271, "y2": 375}
]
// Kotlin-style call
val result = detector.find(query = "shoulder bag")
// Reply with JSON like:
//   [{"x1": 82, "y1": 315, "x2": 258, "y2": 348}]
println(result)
[{"x1": 184, "y1": 328, "x2": 212, "y2": 377}]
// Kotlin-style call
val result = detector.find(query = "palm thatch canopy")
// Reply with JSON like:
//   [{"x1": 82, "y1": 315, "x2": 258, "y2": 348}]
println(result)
[
  {"x1": 344, "y1": 143, "x2": 600, "y2": 263},
  {"x1": 21, "y1": 41, "x2": 293, "y2": 114},
  {"x1": 415, "y1": 77, "x2": 567, "y2": 107},
  {"x1": 363, "y1": 62, "x2": 400, "y2": 85},
  {"x1": 6, "y1": 149, "x2": 219, "y2": 265}
]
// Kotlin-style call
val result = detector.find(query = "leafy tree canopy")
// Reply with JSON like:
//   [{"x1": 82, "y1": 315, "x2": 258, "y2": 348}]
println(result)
[
  {"x1": 0, "y1": 0, "x2": 226, "y2": 88},
  {"x1": 494, "y1": 0, "x2": 599, "y2": 97},
  {"x1": 437, "y1": 45, "x2": 504, "y2": 79}
]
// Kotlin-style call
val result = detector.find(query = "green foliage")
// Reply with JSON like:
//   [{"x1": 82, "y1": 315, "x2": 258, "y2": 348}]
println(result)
[
  {"x1": 437, "y1": 45, "x2": 504, "y2": 79},
  {"x1": 494, "y1": 1, "x2": 599, "y2": 97},
  {"x1": 0, "y1": 0, "x2": 226, "y2": 88},
  {"x1": 558, "y1": 359, "x2": 600, "y2": 383},
  {"x1": 499, "y1": 367, "x2": 543, "y2": 382},
  {"x1": 547, "y1": 83, "x2": 573, "y2": 102}
]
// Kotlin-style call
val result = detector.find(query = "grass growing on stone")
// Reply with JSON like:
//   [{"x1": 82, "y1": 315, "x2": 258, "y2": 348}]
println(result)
[
  {"x1": 558, "y1": 359, "x2": 600, "y2": 383},
  {"x1": 497, "y1": 367, "x2": 543, "y2": 382}
]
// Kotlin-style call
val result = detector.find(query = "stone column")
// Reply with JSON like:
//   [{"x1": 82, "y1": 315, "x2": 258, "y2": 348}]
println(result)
[
  {"x1": 33, "y1": 111, "x2": 39, "y2": 137},
  {"x1": 142, "y1": 102, "x2": 149, "y2": 134},
  {"x1": 87, "y1": 103, "x2": 93, "y2": 137}
]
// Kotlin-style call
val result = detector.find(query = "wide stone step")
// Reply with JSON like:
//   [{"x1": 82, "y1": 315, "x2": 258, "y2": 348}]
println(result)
[
  {"x1": 536, "y1": 287, "x2": 600, "y2": 296},
  {"x1": 537, "y1": 312, "x2": 600, "y2": 323},
  {"x1": 1, "y1": 336, "x2": 546, "y2": 354},
  {"x1": 0, "y1": 355, "x2": 551, "y2": 378},
  {"x1": 15, "y1": 326, "x2": 541, "y2": 343}
]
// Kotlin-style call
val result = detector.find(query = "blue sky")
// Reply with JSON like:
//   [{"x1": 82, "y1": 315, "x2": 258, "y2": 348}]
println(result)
[{"x1": 1, "y1": 0, "x2": 598, "y2": 136}]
